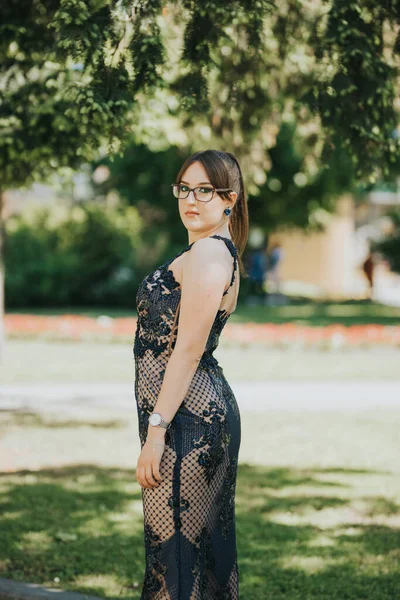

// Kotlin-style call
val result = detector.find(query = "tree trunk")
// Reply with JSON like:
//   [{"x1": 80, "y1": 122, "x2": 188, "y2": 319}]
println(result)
[{"x1": 0, "y1": 192, "x2": 5, "y2": 364}]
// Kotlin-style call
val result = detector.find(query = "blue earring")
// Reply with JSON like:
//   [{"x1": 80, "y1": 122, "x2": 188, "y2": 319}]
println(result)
[{"x1": 224, "y1": 207, "x2": 231, "y2": 216}]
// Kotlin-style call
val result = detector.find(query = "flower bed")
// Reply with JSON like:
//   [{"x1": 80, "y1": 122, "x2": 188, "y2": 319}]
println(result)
[{"x1": 5, "y1": 314, "x2": 400, "y2": 349}]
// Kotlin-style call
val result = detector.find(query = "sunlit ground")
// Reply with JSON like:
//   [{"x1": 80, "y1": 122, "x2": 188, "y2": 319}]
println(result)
[
  {"x1": 0, "y1": 404, "x2": 399, "y2": 599},
  {"x1": 0, "y1": 317, "x2": 399, "y2": 599}
]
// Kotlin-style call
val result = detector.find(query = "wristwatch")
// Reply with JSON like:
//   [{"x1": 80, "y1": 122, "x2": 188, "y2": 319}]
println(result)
[{"x1": 148, "y1": 411, "x2": 171, "y2": 429}]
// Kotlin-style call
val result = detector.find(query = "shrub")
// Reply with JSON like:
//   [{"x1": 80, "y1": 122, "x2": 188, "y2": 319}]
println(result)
[{"x1": 5, "y1": 201, "x2": 143, "y2": 308}]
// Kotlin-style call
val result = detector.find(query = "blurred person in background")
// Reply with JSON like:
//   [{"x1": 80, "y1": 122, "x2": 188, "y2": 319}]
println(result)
[
  {"x1": 268, "y1": 241, "x2": 284, "y2": 295},
  {"x1": 247, "y1": 240, "x2": 268, "y2": 305},
  {"x1": 362, "y1": 251, "x2": 375, "y2": 301}
]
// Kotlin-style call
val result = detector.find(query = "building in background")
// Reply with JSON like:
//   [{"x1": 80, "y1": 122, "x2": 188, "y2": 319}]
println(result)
[{"x1": 267, "y1": 191, "x2": 400, "y2": 305}]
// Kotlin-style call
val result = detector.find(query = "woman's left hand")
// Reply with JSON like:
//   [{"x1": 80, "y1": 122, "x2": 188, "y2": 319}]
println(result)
[{"x1": 136, "y1": 431, "x2": 166, "y2": 489}]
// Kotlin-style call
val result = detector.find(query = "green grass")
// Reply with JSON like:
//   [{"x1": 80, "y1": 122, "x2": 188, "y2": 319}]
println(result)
[
  {"x1": 7, "y1": 298, "x2": 400, "y2": 326},
  {"x1": 0, "y1": 407, "x2": 399, "y2": 599},
  {"x1": 234, "y1": 299, "x2": 400, "y2": 326},
  {"x1": 1, "y1": 339, "x2": 400, "y2": 383}
]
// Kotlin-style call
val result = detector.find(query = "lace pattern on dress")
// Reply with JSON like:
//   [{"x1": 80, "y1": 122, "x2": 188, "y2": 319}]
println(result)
[{"x1": 134, "y1": 234, "x2": 241, "y2": 599}]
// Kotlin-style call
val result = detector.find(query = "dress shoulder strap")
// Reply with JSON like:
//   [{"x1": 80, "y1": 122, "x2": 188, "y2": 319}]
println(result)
[{"x1": 209, "y1": 235, "x2": 238, "y2": 296}]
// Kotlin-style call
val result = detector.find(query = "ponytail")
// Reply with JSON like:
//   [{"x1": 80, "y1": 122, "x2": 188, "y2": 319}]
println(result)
[{"x1": 224, "y1": 152, "x2": 249, "y2": 278}]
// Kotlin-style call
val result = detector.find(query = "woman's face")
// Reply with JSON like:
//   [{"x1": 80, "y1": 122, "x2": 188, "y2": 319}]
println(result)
[{"x1": 178, "y1": 161, "x2": 236, "y2": 234}]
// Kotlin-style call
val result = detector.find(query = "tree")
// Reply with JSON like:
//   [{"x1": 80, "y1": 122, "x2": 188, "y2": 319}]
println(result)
[
  {"x1": 1, "y1": 0, "x2": 400, "y2": 359},
  {"x1": 1, "y1": 0, "x2": 155, "y2": 359},
  {"x1": 157, "y1": 0, "x2": 400, "y2": 181}
]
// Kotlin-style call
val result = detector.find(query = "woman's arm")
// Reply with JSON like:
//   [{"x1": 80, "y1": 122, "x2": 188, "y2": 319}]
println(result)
[{"x1": 147, "y1": 236, "x2": 232, "y2": 443}]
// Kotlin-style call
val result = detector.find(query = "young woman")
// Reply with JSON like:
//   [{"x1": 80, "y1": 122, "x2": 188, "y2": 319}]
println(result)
[{"x1": 134, "y1": 149, "x2": 249, "y2": 599}]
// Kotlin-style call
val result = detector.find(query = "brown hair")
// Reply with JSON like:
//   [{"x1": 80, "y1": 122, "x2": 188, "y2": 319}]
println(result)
[{"x1": 174, "y1": 149, "x2": 249, "y2": 278}]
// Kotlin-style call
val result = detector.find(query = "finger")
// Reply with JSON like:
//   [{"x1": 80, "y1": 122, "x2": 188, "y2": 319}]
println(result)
[
  {"x1": 135, "y1": 464, "x2": 141, "y2": 486},
  {"x1": 136, "y1": 462, "x2": 145, "y2": 486},
  {"x1": 139, "y1": 465, "x2": 151, "y2": 489},
  {"x1": 145, "y1": 464, "x2": 158, "y2": 488},
  {"x1": 152, "y1": 460, "x2": 163, "y2": 482}
]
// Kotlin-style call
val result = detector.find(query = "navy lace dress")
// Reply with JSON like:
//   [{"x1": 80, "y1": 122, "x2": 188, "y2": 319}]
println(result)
[{"x1": 133, "y1": 234, "x2": 241, "y2": 599}]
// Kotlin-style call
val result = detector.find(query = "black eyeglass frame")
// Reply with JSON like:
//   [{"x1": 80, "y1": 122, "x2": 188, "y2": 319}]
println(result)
[{"x1": 171, "y1": 183, "x2": 233, "y2": 203}]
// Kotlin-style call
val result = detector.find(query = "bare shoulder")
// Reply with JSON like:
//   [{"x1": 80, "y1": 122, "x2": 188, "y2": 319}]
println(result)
[
  {"x1": 189, "y1": 236, "x2": 230, "y2": 264},
  {"x1": 183, "y1": 236, "x2": 232, "y2": 289}
]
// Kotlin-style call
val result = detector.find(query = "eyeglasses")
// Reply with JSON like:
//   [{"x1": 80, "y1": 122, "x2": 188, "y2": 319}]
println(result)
[{"x1": 171, "y1": 183, "x2": 232, "y2": 203}]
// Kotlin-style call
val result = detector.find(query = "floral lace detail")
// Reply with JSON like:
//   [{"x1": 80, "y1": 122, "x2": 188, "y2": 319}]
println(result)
[
  {"x1": 193, "y1": 400, "x2": 231, "y2": 485},
  {"x1": 137, "y1": 397, "x2": 154, "y2": 446},
  {"x1": 221, "y1": 378, "x2": 241, "y2": 419},
  {"x1": 197, "y1": 351, "x2": 223, "y2": 373},
  {"x1": 134, "y1": 265, "x2": 180, "y2": 359},
  {"x1": 218, "y1": 456, "x2": 238, "y2": 539},
  {"x1": 161, "y1": 264, "x2": 182, "y2": 290},
  {"x1": 141, "y1": 522, "x2": 167, "y2": 600},
  {"x1": 191, "y1": 526, "x2": 215, "y2": 592},
  {"x1": 200, "y1": 312, "x2": 231, "y2": 359},
  {"x1": 168, "y1": 494, "x2": 190, "y2": 529},
  {"x1": 134, "y1": 235, "x2": 238, "y2": 362}
]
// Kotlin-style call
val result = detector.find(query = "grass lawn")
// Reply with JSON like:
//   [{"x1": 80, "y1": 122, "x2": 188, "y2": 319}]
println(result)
[
  {"x1": 1, "y1": 302, "x2": 399, "y2": 598},
  {"x1": 7, "y1": 298, "x2": 400, "y2": 326},
  {"x1": 0, "y1": 405, "x2": 399, "y2": 599},
  {"x1": 1, "y1": 339, "x2": 400, "y2": 383},
  {"x1": 230, "y1": 299, "x2": 400, "y2": 327}
]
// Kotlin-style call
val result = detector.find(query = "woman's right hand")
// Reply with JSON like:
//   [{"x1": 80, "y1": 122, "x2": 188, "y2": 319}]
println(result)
[{"x1": 136, "y1": 440, "x2": 165, "y2": 489}]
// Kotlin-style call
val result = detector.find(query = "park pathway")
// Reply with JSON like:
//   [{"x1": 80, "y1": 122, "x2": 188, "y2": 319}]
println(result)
[{"x1": 1, "y1": 380, "x2": 400, "y2": 416}]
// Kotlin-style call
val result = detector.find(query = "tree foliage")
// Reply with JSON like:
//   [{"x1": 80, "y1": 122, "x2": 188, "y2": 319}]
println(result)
[
  {"x1": 1, "y1": 0, "x2": 142, "y2": 187},
  {"x1": 1, "y1": 0, "x2": 400, "y2": 192},
  {"x1": 248, "y1": 123, "x2": 355, "y2": 232},
  {"x1": 314, "y1": 1, "x2": 400, "y2": 181},
  {"x1": 5, "y1": 202, "x2": 141, "y2": 307}
]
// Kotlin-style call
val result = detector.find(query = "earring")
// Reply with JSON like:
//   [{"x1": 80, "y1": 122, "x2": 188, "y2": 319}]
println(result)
[{"x1": 224, "y1": 207, "x2": 231, "y2": 216}]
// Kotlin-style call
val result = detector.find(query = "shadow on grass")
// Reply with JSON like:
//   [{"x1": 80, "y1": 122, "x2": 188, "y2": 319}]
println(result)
[{"x1": 0, "y1": 464, "x2": 399, "y2": 600}]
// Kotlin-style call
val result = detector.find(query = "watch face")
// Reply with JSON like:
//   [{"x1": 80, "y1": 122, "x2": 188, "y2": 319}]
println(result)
[{"x1": 149, "y1": 413, "x2": 162, "y2": 426}]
